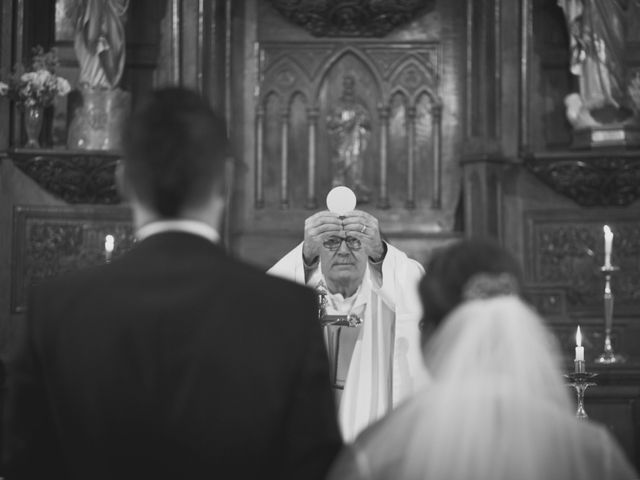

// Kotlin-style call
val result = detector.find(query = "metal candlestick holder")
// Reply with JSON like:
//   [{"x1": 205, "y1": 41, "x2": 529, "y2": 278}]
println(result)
[
  {"x1": 316, "y1": 282, "x2": 362, "y2": 327},
  {"x1": 594, "y1": 265, "x2": 626, "y2": 364},
  {"x1": 565, "y1": 363, "x2": 597, "y2": 420},
  {"x1": 317, "y1": 286, "x2": 328, "y2": 320}
]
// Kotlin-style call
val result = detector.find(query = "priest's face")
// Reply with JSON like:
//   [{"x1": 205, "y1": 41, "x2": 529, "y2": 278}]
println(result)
[{"x1": 320, "y1": 233, "x2": 367, "y2": 296}]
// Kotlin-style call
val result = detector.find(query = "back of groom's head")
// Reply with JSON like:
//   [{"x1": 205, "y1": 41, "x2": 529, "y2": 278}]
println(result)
[{"x1": 121, "y1": 87, "x2": 230, "y2": 218}]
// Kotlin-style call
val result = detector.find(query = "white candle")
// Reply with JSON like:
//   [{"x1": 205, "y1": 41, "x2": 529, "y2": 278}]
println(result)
[
  {"x1": 603, "y1": 225, "x2": 613, "y2": 268},
  {"x1": 104, "y1": 234, "x2": 115, "y2": 263},
  {"x1": 575, "y1": 326, "x2": 584, "y2": 362}
]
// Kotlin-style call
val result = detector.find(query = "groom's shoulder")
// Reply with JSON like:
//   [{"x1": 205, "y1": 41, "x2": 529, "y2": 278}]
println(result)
[{"x1": 226, "y1": 254, "x2": 315, "y2": 300}]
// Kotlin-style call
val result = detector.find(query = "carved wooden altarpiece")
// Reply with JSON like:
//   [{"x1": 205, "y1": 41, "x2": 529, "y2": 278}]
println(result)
[
  {"x1": 10, "y1": 149, "x2": 121, "y2": 204},
  {"x1": 254, "y1": 42, "x2": 443, "y2": 212}
]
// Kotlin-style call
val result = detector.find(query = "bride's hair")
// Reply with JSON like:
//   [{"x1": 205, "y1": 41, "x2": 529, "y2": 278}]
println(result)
[{"x1": 418, "y1": 238, "x2": 524, "y2": 347}]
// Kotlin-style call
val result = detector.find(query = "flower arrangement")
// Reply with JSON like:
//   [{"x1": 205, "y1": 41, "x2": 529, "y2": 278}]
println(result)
[{"x1": 0, "y1": 46, "x2": 71, "y2": 109}]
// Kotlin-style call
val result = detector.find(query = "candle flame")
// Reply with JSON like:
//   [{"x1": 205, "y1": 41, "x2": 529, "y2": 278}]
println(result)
[
  {"x1": 105, "y1": 235, "x2": 115, "y2": 253},
  {"x1": 576, "y1": 325, "x2": 582, "y2": 347}
]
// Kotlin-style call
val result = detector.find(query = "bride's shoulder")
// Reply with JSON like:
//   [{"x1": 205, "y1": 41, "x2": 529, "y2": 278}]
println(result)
[{"x1": 355, "y1": 394, "x2": 425, "y2": 449}]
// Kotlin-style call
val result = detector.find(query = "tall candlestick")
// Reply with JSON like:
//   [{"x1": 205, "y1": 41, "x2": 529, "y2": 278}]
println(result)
[
  {"x1": 104, "y1": 234, "x2": 115, "y2": 263},
  {"x1": 603, "y1": 225, "x2": 613, "y2": 268},
  {"x1": 574, "y1": 325, "x2": 585, "y2": 373},
  {"x1": 575, "y1": 326, "x2": 584, "y2": 361}
]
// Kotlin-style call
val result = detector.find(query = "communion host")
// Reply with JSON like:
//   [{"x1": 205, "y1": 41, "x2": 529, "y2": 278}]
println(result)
[{"x1": 3, "y1": 87, "x2": 341, "y2": 480}]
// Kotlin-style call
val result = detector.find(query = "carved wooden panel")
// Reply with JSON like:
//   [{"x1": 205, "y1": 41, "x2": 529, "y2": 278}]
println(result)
[
  {"x1": 585, "y1": 383, "x2": 640, "y2": 470},
  {"x1": 259, "y1": 44, "x2": 439, "y2": 100},
  {"x1": 11, "y1": 205, "x2": 134, "y2": 312},
  {"x1": 524, "y1": 209, "x2": 640, "y2": 316},
  {"x1": 524, "y1": 151, "x2": 640, "y2": 207},
  {"x1": 265, "y1": 0, "x2": 435, "y2": 38},
  {"x1": 255, "y1": 42, "x2": 442, "y2": 210},
  {"x1": 10, "y1": 149, "x2": 121, "y2": 204}
]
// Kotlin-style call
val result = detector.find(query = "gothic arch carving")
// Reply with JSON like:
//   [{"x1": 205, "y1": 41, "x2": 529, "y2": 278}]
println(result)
[
  {"x1": 389, "y1": 58, "x2": 437, "y2": 105},
  {"x1": 258, "y1": 90, "x2": 283, "y2": 110},
  {"x1": 287, "y1": 90, "x2": 310, "y2": 110},
  {"x1": 255, "y1": 42, "x2": 443, "y2": 210},
  {"x1": 312, "y1": 47, "x2": 384, "y2": 101},
  {"x1": 261, "y1": 57, "x2": 312, "y2": 105}
]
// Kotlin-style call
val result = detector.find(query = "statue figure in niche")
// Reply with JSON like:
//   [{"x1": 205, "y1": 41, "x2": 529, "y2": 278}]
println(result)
[
  {"x1": 558, "y1": 0, "x2": 639, "y2": 129},
  {"x1": 326, "y1": 75, "x2": 372, "y2": 203},
  {"x1": 74, "y1": 0, "x2": 128, "y2": 89},
  {"x1": 66, "y1": 0, "x2": 131, "y2": 150}
]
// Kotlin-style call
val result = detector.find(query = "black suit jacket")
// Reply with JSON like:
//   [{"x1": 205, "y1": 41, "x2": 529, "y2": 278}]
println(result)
[{"x1": 3, "y1": 232, "x2": 342, "y2": 480}]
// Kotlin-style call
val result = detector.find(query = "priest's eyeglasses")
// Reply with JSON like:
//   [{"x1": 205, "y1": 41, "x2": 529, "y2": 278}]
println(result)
[{"x1": 323, "y1": 236, "x2": 362, "y2": 251}]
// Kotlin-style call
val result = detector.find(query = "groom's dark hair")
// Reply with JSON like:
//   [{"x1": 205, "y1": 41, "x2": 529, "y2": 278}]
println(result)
[{"x1": 121, "y1": 87, "x2": 230, "y2": 218}]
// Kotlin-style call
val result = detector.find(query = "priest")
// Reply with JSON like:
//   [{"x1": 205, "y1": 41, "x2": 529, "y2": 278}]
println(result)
[{"x1": 268, "y1": 191, "x2": 426, "y2": 441}]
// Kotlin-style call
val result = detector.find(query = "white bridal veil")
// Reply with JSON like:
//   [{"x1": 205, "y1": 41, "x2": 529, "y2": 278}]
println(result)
[{"x1": 399, "y1": 296, "x2": 636, "y2": 480}]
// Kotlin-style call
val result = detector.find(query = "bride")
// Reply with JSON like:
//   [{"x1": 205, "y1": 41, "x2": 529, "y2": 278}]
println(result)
[{"x1": 328, "y1": 239, "x2": 638, "y2": 480}]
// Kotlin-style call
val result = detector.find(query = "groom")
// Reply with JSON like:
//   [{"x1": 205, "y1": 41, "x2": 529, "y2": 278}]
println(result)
[{"x1": 3, "y1": 87, "x2": 341, "y2": 479}]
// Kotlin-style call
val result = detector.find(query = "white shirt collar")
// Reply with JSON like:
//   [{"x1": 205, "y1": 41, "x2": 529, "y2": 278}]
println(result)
[{"x1": 135, "y1": 219, "x2": 220, "y2": 244}]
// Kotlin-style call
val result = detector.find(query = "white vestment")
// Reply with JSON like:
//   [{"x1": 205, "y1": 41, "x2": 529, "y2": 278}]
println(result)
[{"x1": 268, "y1": 242, "x2": 426, "y2": 441}]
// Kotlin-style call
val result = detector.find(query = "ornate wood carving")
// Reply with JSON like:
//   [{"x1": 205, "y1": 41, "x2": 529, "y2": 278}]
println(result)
[
  {"x1": 11, "y1": 205, "x2": 134, "y2": 312},
  {"x1": 260, "y1": 45, "x2": 439, "y2": 95},
  {"x1": 524, "y1": 210, "x2": 640, "y2": 316},
  {"x1": 256, "y1": 43, "x2": 442, "y2": 210},
  {"x1": 265, "y1": 0, "x2": 435, "y2": 38},
  {"x1": 523, "y1": 151, "x2": 640, "y2": 207},
  {"x1": 10, "y1": 149, "x2": 121, "y2": 205}
]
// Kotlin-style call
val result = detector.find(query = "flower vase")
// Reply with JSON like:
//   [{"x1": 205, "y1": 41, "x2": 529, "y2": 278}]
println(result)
[{"x1": 23, "y1": 105, "x2": 44, "y2": 148}]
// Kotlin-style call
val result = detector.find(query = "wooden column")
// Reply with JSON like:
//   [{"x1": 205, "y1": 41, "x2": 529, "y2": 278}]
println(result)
[
  {"x1": 171, "y1": 0, "x2": 182, "y2": 84},
  {"x1": 405, "y1": 106, "x2": 416, "y2": 209},
  {"x1": 464, "y1": 0, "x2": 502, "y2": 151},
  {"x1": 306, "y1": 107, "x2": 319, "y2": 209},
  {"x1": 10, "y1": 0, "x2": 25, "y2": 147},
  {"x1": 377, "y1": 105, "x2": 390, "y2": 209},
  {"x1": 0, "y1": 0, "x2": 15, "y2": 149},
  {"x1": 520, "y1": 0, "x2": 531, "y2": 151},
  {"x1": 280, "y1": 108, "x2": 290, "y2": 209},
  {"x1": 431, "y1": 103, "x2": 443, "y2": 209},
  {"x1": 254, "y1": 105, "x2": 265, "y2": 208},
  {"x1": 179, "y1": 0, "x2": 204, "y2": 90}
]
